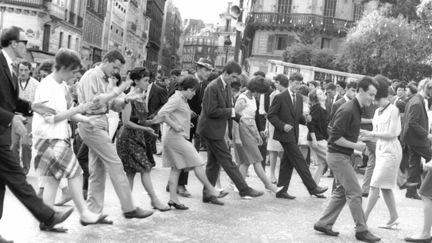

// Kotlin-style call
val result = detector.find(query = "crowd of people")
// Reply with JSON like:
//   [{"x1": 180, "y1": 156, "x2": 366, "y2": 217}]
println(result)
[{"x1": 1, "y1": 25, "x2": 432, "y2": 243}]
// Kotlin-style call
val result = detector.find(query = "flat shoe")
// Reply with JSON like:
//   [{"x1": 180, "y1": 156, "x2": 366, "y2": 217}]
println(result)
[
  {"x1": 80, "y1": 214, "x2": 112, "y2": 226},
  {"x1": 40, "y1": 224, "x2": 68, "y2": 233}
]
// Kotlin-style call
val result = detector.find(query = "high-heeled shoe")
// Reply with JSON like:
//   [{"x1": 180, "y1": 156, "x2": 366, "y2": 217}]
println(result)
[
  {"x1": 378, "y1": 219, "x2": 400, "y2": 230},
  {"x1": 80, "y1": 214, "x2": 113, "y2": 226},
  {"x1": 167, "y1": 200, "x2": 189, "y2": 210},
  {"x1": 151, "y1": 203, "x2": 171, "y2": 212}
]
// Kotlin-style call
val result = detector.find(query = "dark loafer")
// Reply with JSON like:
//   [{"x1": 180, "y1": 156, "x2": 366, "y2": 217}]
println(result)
[
  {"x1": 239, "y1": 187, "x2": 264, "y2": 198},
  {"x1": 309, "y1": 186, "x2": 328, "y2": 196},
  {"x1": 275, "y1": 191, "x2": 296, "y2": 200},
  {"x1": 43, "y1": 208, "x2": 74, "y2": 230},
  {"x1": 123, "y1": 207, "x2": 154, "y2": 219},
  {"x1": 355, "y1": 230, "x2": 381, "y2": 242},
  {"x1": 202, "y1": 195, "x2": 224, "y2": 206},
  {"x1": 313, "y1": 224, "x2": 339, "y2": 237}
]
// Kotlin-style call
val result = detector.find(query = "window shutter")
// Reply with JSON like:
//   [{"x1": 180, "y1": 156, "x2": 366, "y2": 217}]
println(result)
[{"x1": 267, "y1": 35, "x2": 274, "y2": 53}]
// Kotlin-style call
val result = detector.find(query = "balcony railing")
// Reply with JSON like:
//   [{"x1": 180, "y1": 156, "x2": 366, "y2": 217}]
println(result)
[
  {"x1": 48, "y1": 3, "x2": 66, "y2": 20},
  {"x1": 247, "y1": 12, "x2": 354, "y2": 34},
  {"x1": 2, "y1": 0, "x2": 44, "y2": 8},
  {"x1": 77, "y1": 16, "x2": 83, "y2": 28},
  {"x1": 69, "y1": 11, "x2": 75, "y2": 25}
]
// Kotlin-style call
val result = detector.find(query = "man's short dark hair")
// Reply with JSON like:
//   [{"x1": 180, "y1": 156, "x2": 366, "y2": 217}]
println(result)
[
  {"x1": 325, "y1": 82, "x2": 336, "y2": 91},
  {"x1": 407, "y1": 83, "x2": 418, "y2": 95},
  {"x1": 253, "y1": 71, "x2": 266, "y2": 78},
  {"x1": 308, "y1": 81, "x2": 319, "y2": 88},
  {"x1": 274, "y1": 74, "x2": 289, "y2": 88},
  {"x1": 103, "y1": 50, "x2": 126, "y2": 64},
  {"x1": 230, "y1": 80, "x2": 241, "y2": 91},
  {"x1": 289, "y1": 72, "x2": 303, "y2": 82},
  {"x1": 298, "y1": 85, "x2": 310, "y2": 97},
  {"x1": 19, "y1": 61, "x2": 32, "y2": 70},
  {"x1": 336, "y1": 80, "x2": 347, "y2": 89},
  {"x1": 130, "y1": 67, "x2": 150, "y2": 81},
  {"x1": 178, "y1": 75, "x2": 199, "y2": 91},
  {"x1": 0, "y1": 26, "x2": 23, "y2": 47},
  {"x1": 247, "y1": 76, "x2": 269, "y2": 94},
  {"x1": 54, "y1": 48, "x2": 82, "y2": 71},
  {"x1": 357, "y1": 76, "x2": 378, "y2": 92},
  {"x1": 170, "y1": 69, "x2": 181, "y2": 77},
  {"x1": 395, "y1": 82, "x2": 406, "y2": 91},
  {"x1": 222, "y1": 60, "x2": 242, "y2": 75},
  {"x1": 346, "y1": 81, "x2": 358, "y2": 90}
]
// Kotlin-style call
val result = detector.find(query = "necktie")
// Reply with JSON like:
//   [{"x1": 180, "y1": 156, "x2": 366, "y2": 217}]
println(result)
[
  {"x1": 226, "y1": 86, "x2": 232, "y2": 107},
  {"x1": 292, "y1": 94, "x2": 296, "y2": 108}
]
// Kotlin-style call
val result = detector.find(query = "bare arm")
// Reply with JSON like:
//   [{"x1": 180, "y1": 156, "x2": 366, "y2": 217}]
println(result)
[{"x1": 121, "y1": 103, "x2": 154, "y2": 132}]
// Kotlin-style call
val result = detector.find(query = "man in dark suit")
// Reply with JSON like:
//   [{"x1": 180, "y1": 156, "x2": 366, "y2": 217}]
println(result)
[
  {"x1": 197, "y1": 61, "x2": 264, "y2": 200},
  {"x1": 401, "y1": 79, "x2": 432, "y2": 200},
  {"x1": 0, "y1": 26, "x2": 73, "y2": 240},
  {"x1": 329, "y1": 81, "x2": 357, "y2": 122},
  {"x1": 325, "y1": 83, "x2": 342, "y2": 122},
  {"x1": 267, "y1": 74, "x2": 328, "y2": 199},
  {"x1": 145, "y1": 77, "x2": 168, "y2": 164}
]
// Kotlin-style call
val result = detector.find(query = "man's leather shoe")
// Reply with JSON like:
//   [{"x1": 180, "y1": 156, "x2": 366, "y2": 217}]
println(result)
[
  {"x1": 406, "y1": 193, "x2": 422, "y2": 200},
  {"x1": 309, "y1": 186, "x2": 328, "y2": 196},
  {"x1": 313, "y1": 224, "x2": 339, "y2": 236},
  {"x1": 202, "y1": 195, "x2": 224, "y2": 205},
  {"x1": 0, "y1": 235, "x2": 13, "y2": 243},
  {"x1": 123, "y1": 207, "x2": 153, "y2": 219},
  {"x1": 239, "y1": 187, "x2": 264, "y2": 198},
  {"x1": 355, "y1": 230, "x2": 381, "y2": 242},
  {"x1": 276, "y1": 191, "x2": 296, "y2": 200},
  {"x1": 404, "y1": 236, "x2": 432, "y2": 243},
  {"x1": 44, "y1": 208, "x2": 74, "y2": 229}
]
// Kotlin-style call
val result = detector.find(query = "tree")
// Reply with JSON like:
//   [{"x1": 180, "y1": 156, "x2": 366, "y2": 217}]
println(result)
[
  {"x1": 338, "y1": 10, "x2": 432, "y2": 81},
  {"x1": 310, "y1": 49, "x2": 336, "y2": 70},
  {"x1": 282, "y1": 43, "x2": 315, "y2": 65}
]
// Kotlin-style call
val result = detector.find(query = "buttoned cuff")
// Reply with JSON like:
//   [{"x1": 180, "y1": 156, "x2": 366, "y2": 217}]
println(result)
[{"x1": 231, "y1": 108, "x2": 236, "y2": 117}]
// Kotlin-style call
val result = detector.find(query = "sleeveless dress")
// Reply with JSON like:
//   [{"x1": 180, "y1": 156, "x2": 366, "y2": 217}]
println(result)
[
  {"x1": 370, "y1": 104, "x2": 402, "y2": 189},
  {"x1": 117, "y1": 101, "x2": 154, "y2": 173}
]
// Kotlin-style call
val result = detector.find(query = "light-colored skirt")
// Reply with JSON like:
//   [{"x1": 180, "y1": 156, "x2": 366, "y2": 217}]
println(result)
[
  {"x1": 267, "y1": 123, "x2": 283, "y2": 152},
  {"x1": 234, "y1": 119, "x2": 263, "y2": 165},
  {"x1": 33, "y1": 138, "x2": 82, "y2": 180},
  {"x1": 370, "y1": 139, "x2": 402, "y2": 189},
  {"x1": 162, "y1": 131, "x2": 204, "y2": 170}
]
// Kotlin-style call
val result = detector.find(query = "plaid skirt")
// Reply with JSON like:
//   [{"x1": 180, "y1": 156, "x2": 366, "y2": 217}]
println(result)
[{"x1": 33, "y1": 138, "x2": 82, "y2": 180}]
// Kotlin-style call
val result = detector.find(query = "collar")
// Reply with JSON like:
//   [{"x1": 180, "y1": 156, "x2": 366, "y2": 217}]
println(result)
[
  {"x1": 220, "y1": 75, "x2": 227, "y2": 88},
  {"x1": 288, "y1": 89, "x2": 295, "y2": 97},
  {"x1": 195, "y1": 73, "x2": 203, "y2": 83},
  {"x1": 343, "y1": 94, "x2": 350, "y2": 102},
  {"x1": 2, "y1": 49, "x2": 13, "y2": 69},
  {"x1": 94, "y1": 66, "x2": 108, "y2": 81}
]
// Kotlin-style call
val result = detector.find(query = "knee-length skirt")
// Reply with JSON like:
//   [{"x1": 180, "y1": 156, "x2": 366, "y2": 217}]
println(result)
[{"x1": 162, "y1": 131, "x2": 204, "y2": 170}]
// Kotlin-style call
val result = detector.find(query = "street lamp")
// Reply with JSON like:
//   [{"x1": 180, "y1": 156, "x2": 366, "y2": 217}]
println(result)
[{"x1": 224, "y1": 35, "x2": 232, "y2": 64}]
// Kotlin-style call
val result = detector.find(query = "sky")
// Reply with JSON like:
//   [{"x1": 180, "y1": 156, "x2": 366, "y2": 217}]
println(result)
[{"x1": 172, "y1": 0, "x2": 235, "y2": 24}]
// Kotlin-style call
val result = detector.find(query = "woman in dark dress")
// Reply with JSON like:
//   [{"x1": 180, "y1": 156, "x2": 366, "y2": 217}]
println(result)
[{"x1": 117, "y1": 67, "x2": 170, "y2": 212}]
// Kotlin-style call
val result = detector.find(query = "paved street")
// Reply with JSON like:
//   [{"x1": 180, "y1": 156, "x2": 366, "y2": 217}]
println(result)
[{"x1": 0, "y1": 151, "x2": 424, "y2": 243}]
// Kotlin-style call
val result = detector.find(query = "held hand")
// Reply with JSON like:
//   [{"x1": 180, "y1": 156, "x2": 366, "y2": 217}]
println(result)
[
  {"x1": 359, "y1": 129, "x2": 372, "y2": 137},
  {"x1": 78, "y1": 102, "x2": 96, "y2": 113},
  {"x1": 305, "y1": 114, "x2": 312, "y2": 123},
  {"x1": 12, "y1": 115, "x2": 28, "y2": 136},
  {"x1": 92, "y1": 93, "x2": 112, "y2": 106},
  {"x1": 144, "y1": 127, "x2": 158, "y2": 137},
  {"x1": 311, "y1": 140, "x2": 318, "y2": 149},
  {"x1": 119, "y1": 79, "x2": 133, "y2": 91},
  {"x1": 283, "y1": 124, "x2": 293, "y2": 133},
  {"x1": 354, "y1": 141, "x2": 366, "y2": 152},
  {"x1": 32, "y1": 101, "x2": 56, "y2": 116}
]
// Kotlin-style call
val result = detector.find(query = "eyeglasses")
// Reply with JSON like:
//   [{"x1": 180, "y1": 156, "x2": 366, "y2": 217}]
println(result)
[{"x1": 16, "y1": 40, "x2": 28, "y2": 45}]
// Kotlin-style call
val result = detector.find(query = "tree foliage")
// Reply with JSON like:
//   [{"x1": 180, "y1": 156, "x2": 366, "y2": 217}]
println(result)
[
  {"x1": 338, "y1": 10, "x2": 432, "y2": 81},
  {"x1": 282, "y1": 43, "x2": 315, "y2": 65}
]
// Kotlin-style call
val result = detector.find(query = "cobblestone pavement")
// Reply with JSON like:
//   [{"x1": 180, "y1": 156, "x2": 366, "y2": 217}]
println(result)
[{"x1": 0, "y1": 152, "x2": 424, "y2": 243}]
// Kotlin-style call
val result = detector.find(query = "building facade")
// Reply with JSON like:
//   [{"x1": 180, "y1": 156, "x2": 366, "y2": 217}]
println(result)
[
  {"x1": 180, "y1": 27, "x2": 218, "y2": 70},
  {"x1": 102, "y1": 0, "x2": 127, "y2": 53},
  {"x1": 145, "y1": 0, "x2": 166, "y2": 73},
  {"x1": 0, "y1": 0, "x2": 85, "y2": 62},
  {"x1": 81, "y1": 0, "x2": 106, "y2": 68},
  {"x1": 213, "y1": 2, "x2": 238, "y2": 69},
  {"x1": 159, "y1": 0, "x2": 182, "y2": 74},
  {"x1": 242, "y1": 0, "x2": 365, "y2": 74}
]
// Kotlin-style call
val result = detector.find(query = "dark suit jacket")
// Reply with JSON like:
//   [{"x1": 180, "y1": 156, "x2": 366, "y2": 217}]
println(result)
[
  {"x1": 188, "y1": 79, "x2": 209, "y2": 115},
  {"x1": 0, "y1": 52, "x2": 31, "y2": 146},
  {"x1": 147, "y1": 82, "x2": 168, "y2": 117},
  {"x1": 255, "y1": 90, "x2": 271, "y2": 132},
  {"x1": 325, "y1": 94, "x2": 342, "y2": 121},
  {"x1": 267, "y1": 89, "x2": 305, "y2": 143},
  {"x1": 401, "y1": 94, "x2": 430, "y2": 147},
  {"x1": 197, "y1": 77, "x2": 233, "y2": 140}
]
